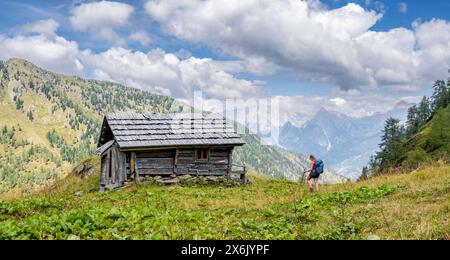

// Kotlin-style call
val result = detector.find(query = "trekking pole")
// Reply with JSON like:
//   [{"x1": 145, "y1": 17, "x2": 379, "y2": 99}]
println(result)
[
  {"x1": 299, "y1": 167, "x2": 306, "y2": 184},
  {"x1": 298, "y1": 167, "x2": 302, "y2": 183}
]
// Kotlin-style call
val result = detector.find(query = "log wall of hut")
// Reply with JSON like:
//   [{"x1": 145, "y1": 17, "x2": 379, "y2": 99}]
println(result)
[
  {"x1": 122, "y1": 146, "x2": 233, "y2": 177},
  {"x1": 134, "y1": 149, "x2": 175, "y2": 176},
  {"x1": 176, "y1": 147, "x2": 231, "y2": 176}
]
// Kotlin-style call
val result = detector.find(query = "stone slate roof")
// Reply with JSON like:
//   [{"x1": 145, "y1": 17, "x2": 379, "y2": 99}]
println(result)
[{"x1": 102, "y1": 113, "x2": 245, "y2": 149}]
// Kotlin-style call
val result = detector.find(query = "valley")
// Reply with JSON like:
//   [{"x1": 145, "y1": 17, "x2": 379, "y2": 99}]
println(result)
[{"x1": 280, "y1": 107, "x2": 408, "y2": 180}]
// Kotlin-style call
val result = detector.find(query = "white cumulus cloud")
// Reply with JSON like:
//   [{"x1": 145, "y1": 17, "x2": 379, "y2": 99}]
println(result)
[
  {"x1": 70, "y1": 1, "x2": 134, "y2": 44},
  {"x1": 330, "y1": 97, "x2": 347, "y2": 106},
  {"x1": 20, "y1": 19, "x2": 59, "y2": 37},
  {"x1": 82, "y1": 47, "x2": 266, "y2": 98},
  {"x1": 144, "y1": 0, "x2": 450, "y2": 92},
  {"x1": 0, "y1": 33, "x2": 82, "y2": 75},
  {"x1": 129, "y1": 31, "x2": 152, "y2": 46}
]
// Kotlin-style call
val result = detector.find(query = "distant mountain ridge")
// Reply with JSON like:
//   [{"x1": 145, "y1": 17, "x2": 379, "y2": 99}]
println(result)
[
  {"x1": 280, "y1": 107, "x2": 409, "y2": 179},
  {"x1": 0, "y1": 58, "x2": 344, "y2": 193}
]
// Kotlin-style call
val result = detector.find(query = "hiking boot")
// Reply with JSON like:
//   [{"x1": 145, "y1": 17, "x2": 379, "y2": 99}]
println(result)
[{"x1": 309, "y1": 187, "x2": 314, "y2": 193}]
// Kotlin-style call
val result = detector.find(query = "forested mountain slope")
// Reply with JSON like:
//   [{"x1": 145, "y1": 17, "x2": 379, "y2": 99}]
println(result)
[{"x1": 362, "y1": 77, "x2": 450, "y2": 179}]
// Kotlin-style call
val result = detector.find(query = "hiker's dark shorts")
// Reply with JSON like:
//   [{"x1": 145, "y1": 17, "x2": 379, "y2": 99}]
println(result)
[{"x1": 308, "y1": 172, "x2": 320, "y2": 180}]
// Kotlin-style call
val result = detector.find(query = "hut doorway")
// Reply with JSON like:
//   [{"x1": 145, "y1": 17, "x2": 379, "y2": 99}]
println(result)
[{"x1": 101, "y1": 153, "x2": 109, "y2": 182}]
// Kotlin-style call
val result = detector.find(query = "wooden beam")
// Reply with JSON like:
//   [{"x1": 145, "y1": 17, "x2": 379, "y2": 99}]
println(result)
[
  {"x1": 131, "y1": 152, "x2": 137, "y2": 181},
  {"x1": 135, "y1": 163, "x2": 141, "y2": 183},
  {"x1": 118, "y1": 151, "x2": 126, "y2": 185},
  {"x1": 111, "y1": 145, "x2": 117, "y2": 185},
  {"x1": 228, "y1": 147, "x2": 233, "y2": 179},
  {"x1": 174, "y1": 149, "x2": 179, "y2": 174},
  {"x1": 130, "y1": 152, "x2": 135, "y2": 178}
]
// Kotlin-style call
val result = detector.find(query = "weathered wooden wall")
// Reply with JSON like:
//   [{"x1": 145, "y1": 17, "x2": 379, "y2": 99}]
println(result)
[
  {"x1": 176, "y1": 147, "x2": 230, "y2": 176},
  {"x1": 103, "y1": 144, "x2": 127, "y2": 189},
  {"x1": 135, "y1": 149, "x2": 175, "y2": 176}
]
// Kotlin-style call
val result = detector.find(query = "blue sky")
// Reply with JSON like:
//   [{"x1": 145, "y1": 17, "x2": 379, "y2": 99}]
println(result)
[{"x1": 0, "y1": 0, "x2": 449, "y2": 124}]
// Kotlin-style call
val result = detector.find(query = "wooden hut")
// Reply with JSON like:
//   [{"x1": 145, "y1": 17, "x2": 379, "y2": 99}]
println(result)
[{"x1": 96, "y1": 113, "x2": 246, "y2": 190}]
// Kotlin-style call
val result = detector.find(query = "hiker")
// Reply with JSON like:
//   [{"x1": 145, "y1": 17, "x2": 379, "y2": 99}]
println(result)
[{"x1": 304, "y1": 155, "x2": 324, "y2": 192}]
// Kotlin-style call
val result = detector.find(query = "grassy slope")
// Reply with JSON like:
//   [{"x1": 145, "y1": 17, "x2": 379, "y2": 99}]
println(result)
[
  {"x1": 403, "y1": 107, "x2": 450, "y2": 166},
  {"x1": 0, "y1": 161, "x2": 448, "y2": 240}
]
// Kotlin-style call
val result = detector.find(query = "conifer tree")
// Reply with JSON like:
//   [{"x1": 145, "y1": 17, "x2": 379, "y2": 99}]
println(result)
[
  {"x1": 377, "y1": 117, "x2": 405, "y2": 168},
  {"x1": 431, "y1": 80, "x2": 449, "y2": 112},
  {"x1": 418, "y1": 96, "x2": 431, "y2": 125},
  {"x1": 406, "y1": 105, "x2": 419, "y2": 136}
]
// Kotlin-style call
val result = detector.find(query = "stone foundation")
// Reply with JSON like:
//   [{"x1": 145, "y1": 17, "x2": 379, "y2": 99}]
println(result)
[{"x1": 139, "y1": 174, "x2": 251, "y2": 186}]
